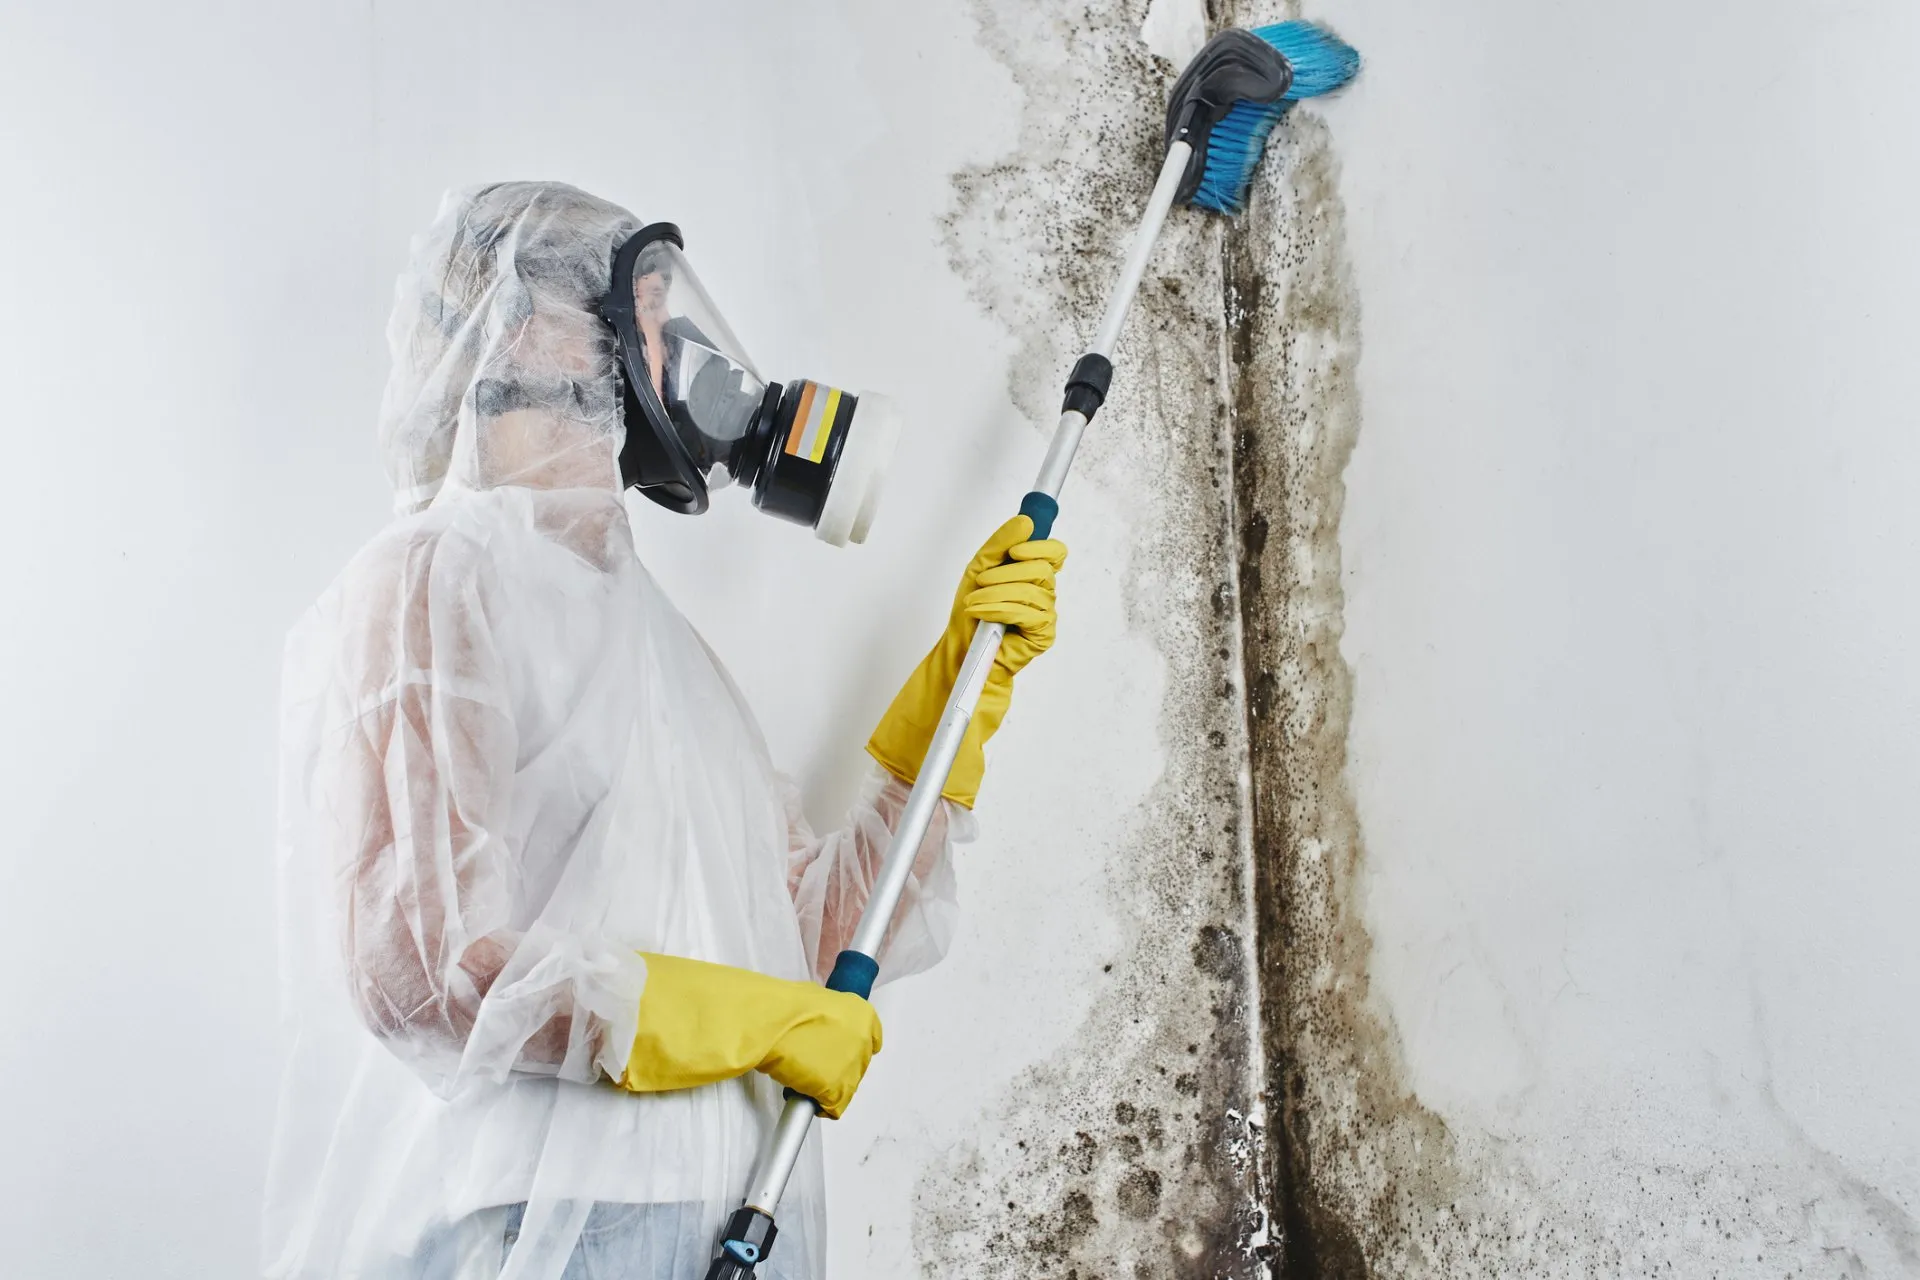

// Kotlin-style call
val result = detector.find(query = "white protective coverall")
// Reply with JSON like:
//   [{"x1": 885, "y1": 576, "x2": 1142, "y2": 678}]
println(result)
[{"x1": 265, "y1": 181, "x2": 967, "y2": 1280}]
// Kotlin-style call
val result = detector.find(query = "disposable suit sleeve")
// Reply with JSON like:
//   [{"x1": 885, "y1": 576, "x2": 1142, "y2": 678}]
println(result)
[
  {"x1": 784, "y1": 768, "x2": 974, "y2": 985},
  {"x1": 326, "y1": 532, "x2": 645, "y2": 1095}
]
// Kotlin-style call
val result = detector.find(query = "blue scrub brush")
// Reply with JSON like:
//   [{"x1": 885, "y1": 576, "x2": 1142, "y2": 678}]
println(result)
[
  {"x1": 701, "y1": 20, "x2": 1361, "y2": 1280},
  {"x1": 1172, "y1": 21, "x2": 1362, "y2": 214}
]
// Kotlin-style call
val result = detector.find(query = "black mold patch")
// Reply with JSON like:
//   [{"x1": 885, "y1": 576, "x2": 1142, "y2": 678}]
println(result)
[
  {"x1": 915, "y1": 0, "x2": 1267, "y2": 1276},
  {"x1": 1220, "y1": 96, "x2": 1452, "y2": 1279}
]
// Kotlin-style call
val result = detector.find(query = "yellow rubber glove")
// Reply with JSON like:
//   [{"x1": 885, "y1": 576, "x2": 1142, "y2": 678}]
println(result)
[
  {"x1": 866, "y1": 515, "x2": 1068, "y2": 808},
  {"x1": 619, "y1": 952, "x2": 882, "y2": 1119}
]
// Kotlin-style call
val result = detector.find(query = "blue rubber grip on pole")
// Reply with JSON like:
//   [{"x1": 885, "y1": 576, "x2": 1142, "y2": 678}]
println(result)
[
  {"x1": 824, "y1": 949, "x2": 879, "y2": 1000},
  {"x1": 1019, "y1": 491, "x2": 1059, "y2": 540}
]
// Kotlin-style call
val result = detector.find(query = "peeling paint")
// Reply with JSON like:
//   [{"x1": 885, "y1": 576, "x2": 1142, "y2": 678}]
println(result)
[{"x1": 1140, "y1": 0, "x2": 1209, "y2": 70}]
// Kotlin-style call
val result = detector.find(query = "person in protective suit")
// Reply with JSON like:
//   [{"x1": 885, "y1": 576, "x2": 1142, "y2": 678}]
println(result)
[{"x1": 263, "y1": 181, "x2": 1066, "y2": 1279}]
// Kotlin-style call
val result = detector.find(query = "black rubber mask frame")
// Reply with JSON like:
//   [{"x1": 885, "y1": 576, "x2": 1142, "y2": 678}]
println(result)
[
  {"x1": 601, "y1": 221, "x2": 713, "y2": 514},
  {"x1": 599, "y1": 222, "x2": 880, "y2": 541}
]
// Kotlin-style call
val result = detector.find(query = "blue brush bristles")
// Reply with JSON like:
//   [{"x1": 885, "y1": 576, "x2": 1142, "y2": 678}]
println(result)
[
  {"x1": 1260, "y1": 19, "x2": 1362, "y2": 100},
  {"x1": 1188, "y1": 21, "x2": 1360, "y2": 215}
]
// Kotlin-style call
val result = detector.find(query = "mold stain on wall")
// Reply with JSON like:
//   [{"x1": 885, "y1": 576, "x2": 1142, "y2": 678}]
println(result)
[
  {"x1": 1218, "y1": 85, "x2": 1460, "y2": 1278},
  {"x1": 916, "y1": 1, "x2": 1920, "y2": 1276},
  {"x1": 914, "y1": 0, "x2": 1268, "y2": 1275}
]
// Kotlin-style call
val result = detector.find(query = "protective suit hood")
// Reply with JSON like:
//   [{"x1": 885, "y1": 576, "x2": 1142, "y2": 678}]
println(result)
[{"x1": 379, "y1": 181, "x2": 640, "y2": 514}]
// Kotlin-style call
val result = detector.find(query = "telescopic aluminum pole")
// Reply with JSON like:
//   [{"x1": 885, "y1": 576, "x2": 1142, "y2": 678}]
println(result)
[{"x1": 700, "y1": 140, "x2": 1194, "y2": 1280}]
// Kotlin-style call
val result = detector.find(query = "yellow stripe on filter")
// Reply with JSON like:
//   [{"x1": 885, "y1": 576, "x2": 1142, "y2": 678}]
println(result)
[
  {"x1": 809, "y1": 388, "x2": 841, "y2": 462},
  {"x1": 785, "y1": 382, "x2": 841, "y2": 464}
]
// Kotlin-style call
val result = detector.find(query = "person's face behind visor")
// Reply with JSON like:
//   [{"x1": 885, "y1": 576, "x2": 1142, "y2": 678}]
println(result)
[
  {"x1": 635, "y1": 268, "x2": 670, "y2": 401},
  {"x1": 619, "y1": 247, "x2": 765, "y2": 458}
]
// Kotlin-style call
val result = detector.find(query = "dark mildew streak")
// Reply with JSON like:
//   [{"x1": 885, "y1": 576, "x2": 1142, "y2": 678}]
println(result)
[{"x1": 1218, "y1": 89, "x2": 1456, "y2": 1277}]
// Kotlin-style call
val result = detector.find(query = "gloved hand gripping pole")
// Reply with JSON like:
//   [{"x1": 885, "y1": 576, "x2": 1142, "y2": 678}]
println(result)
[{"x1": 700, "y1": 141, "x2": 1194, "y2": 1280}]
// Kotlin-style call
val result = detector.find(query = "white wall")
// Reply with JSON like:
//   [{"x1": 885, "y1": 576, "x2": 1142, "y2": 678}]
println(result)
[{"x1": 0, "y1": 6, "x2": 375, "y2": 1275}]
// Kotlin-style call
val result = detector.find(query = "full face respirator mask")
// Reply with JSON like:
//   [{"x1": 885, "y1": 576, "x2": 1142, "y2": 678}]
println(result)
[{"x1": 601, "y1": 223, "x2": 901, "y2": 546}]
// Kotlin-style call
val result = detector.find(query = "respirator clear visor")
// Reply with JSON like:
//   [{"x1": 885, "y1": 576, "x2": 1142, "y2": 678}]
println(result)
[{"x1": 602, "y1": 224, "x2": 900, "y2": 546}]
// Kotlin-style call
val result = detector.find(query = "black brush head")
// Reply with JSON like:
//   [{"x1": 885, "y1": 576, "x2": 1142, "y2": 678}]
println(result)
[{"x1": 1163, "y1": 29, "x2": 1293, "y2": 206}]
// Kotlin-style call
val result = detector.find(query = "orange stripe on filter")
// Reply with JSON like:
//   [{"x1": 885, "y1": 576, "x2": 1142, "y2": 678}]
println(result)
[
  {"x1": 796, "y1": 386, "x2": 831, "y2": 462},
  {"x1": 809, "y1": 388, "x2": 842, "y2": 463},
  {"x1": 785, "y1": 381, "x2": 817, "y2": 456}
]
